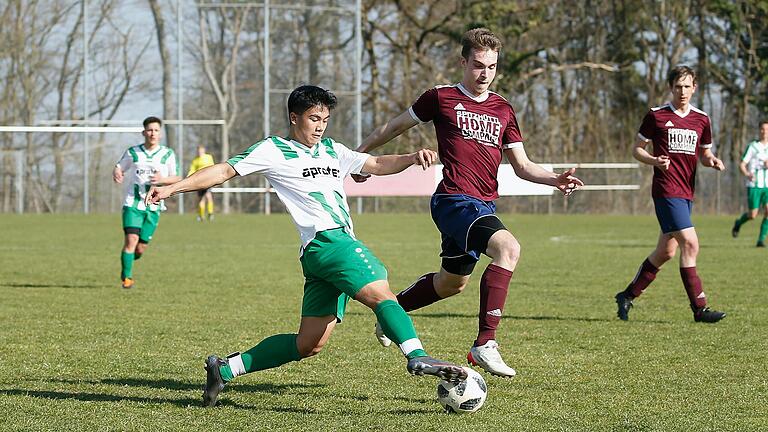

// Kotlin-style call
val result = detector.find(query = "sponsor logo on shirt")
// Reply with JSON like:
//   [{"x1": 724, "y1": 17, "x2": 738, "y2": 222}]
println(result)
[
  {"x1": 136, "y1": 168, "x2": 158, "y2": 176},
  {"x1": 302, "y1": 166, "x2": 340, "y2": 178},
  {"x1": 455, "y1": 110, "x2": 502, "y2": 146},
  {"x1": 667, "y1": 128, "x2": 698, "y2": 155}
]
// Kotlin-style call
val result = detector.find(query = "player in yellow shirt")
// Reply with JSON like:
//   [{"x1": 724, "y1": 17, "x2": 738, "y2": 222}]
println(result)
[{"x1": 188, "y1": 145, "x2": 216, "y2": 221}]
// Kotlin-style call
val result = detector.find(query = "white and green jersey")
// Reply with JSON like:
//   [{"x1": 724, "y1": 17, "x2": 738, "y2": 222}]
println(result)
[
  {"x1": 116, "y1": 144, "x2": 179, "y2": 211},
  {"x1": 741, "y1": 140, "x2": 768, "y2": 188},
  {"x1": 228, "y1": 136, "x2": 369, "y2": 251}
]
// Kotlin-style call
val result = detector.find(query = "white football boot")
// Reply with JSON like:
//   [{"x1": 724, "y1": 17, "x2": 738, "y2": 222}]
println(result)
[
  {"x1": 374, "y1": 321, "x2": 392, "y2": 347},
  {"x1": 467, "y1": 340, "x2": 517, "y2": 377}
]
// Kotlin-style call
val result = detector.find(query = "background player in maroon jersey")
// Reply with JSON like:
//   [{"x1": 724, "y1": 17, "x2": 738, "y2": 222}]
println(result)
[
  {"x1": 355, "y1": 28, "x2": 583, "y2": 377},
  {"x1": 615, "y1": 66, "x2": 726, "y2": 323}
]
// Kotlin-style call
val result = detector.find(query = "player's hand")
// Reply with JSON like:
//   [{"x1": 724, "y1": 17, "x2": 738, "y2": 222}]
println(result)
[
  {"x1": 150, "y1": 173, "x2": 165, "y2": 185},
  {"x1": 763, "y1": 160, "x2": 768, "y2": 169},
  {"x1": 710, "y1": 157, "x2": 725, "y2": 171},
  {"x1": 112, "y1": 167, "x2": 123, "y2": 183},
  {"x1": 145, "y1": 186, "x2": 170, "y2": 206},
  {"x1": 748, "y1": 173, "x2": 756, "y2": 182},
  {"x1": 412, "y1": 149, "x2": 437, "y2": 170},
  {"x1": 555, "y1": 167, "x2": 584, "y2": 196},
  {"x1": 654, "y1": 155, "x2": 671, "y2": 171},
  {"x1": 351, "y1": 173, "x2": 371, "y2": 183}
]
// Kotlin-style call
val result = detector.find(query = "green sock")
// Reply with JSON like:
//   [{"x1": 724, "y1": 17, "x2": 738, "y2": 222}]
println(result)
[
  {"x1": 374, "y1": 299, "x2": 428, "y2": 359},
  {"x1": 759, "y1": 218, "x2": 768, "y2": 242},
  {"x1": 219, "y1": 333, "x2": 301, "y2": 381},
  {"x1": 736, "y1": 212, "x2": 751, "y2": 228},
  {"x1": 120, "y1": 251, "x2": 134, "y2": 279}
]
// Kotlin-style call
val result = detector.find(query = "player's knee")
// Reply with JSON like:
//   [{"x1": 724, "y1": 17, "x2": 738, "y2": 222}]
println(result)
[
  {"x1": 440, "y1": 279, "x2": 468, "y2": 296},
  {"x1": 298, "y1": 341, "x2": 325, "y2": 358}
]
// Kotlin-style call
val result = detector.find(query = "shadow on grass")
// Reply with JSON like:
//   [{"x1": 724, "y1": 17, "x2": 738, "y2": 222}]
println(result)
[
  {"x1": 0, "y1": 282, "x2": 107, "y2": 289},
  {"x1": 0, "y1": 388, "x2": 200, "y2": 408},
  {"x1": 346, "y1": 310, "x2": 638, "y2": 323},
  {"x1": 41, "y1": 377, "x2": 324, "y2": 395}
]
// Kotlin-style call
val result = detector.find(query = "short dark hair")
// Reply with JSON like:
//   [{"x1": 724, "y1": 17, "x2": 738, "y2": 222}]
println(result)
[
  {"x1": 461, "y1": 28, "x2": 502, "y2": 59},
  {"x1": 667, "y1": 65, "x2": 697, "y2": 87},
  {"x1": 287, "y1": 85, "x2": 337, "y2": 116},
  {"x1": 143, "y1": 116, "x2": 162, "y2": 129},
  {"x1": 760, "y1": 120, "x2": 768, "y2": 128}
]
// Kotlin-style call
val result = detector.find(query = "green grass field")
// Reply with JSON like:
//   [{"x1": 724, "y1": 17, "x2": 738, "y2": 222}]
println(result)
[{"x1": 0, "y1": 213, "x2": 766, "y2": 431}]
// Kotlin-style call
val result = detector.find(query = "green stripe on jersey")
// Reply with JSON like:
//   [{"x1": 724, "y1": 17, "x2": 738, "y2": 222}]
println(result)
[
  {"x1": 322, "y1": 138, "x2": 337, "y2": 159},
  {"x1": 128, "y1": 147, "x2": 139, "y2": 162},
  {"x1": 228, "y1": 139, "x2": 267, "y2": 165},
  {"x1": 308, "y1": 191, "x2": 345, "y2": 227},
  {"x1": 333, "y1": 191, "x2": 351, "y2": 228},
  {"x1": 160, "y1": 148, "x2": 174, "y2": 164},
  {"x1": 133, "y1": 184, "x2": 141, "y2": 208},
  {"x1": 271, "y1": 137, "x2": 299, "y2": 160}
]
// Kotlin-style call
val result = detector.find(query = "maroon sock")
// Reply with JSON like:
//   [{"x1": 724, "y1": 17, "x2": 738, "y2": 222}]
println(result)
[
  {"x1": 475, "y1": 264, "x2": 513, "y2": 347},
  {"x1": 625, "y1": 258, "x2": 659, "y2": 298},
  {"x1": 680, "y1": 266, "x2": 706, "y2": 310},
  {"x1": 396, "y1": 273, "x2": 441, "y2": 312}
]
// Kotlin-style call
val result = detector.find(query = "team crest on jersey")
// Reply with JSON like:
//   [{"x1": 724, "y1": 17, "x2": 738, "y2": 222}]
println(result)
[
  {"x1": 667, "y1": 128, "x2": 698, "y2": 155},
  {"x1": 455, "y1": 110, "x2": 501, "y2": 146}
]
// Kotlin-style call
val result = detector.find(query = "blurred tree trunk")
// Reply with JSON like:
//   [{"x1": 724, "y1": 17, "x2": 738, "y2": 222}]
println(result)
[{"x1": 148, "y1": 0, "x2": 176, "y2": 154}]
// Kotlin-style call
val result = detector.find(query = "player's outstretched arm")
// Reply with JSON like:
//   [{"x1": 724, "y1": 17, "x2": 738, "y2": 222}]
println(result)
[
  {"x1": 504, "y1": 147, "x2": 583, "y2": 195},
  {"x1": 357, "y1": 110, "x2": 419, "y2": 153},
  {"x1": 361, "y1": 149, "x2": 437, "y2": 176},
  {"x1": 699, "y1": 148, "x2": 725, "y2": 171},
  {"x1": 145, "y1": 163, "x2": 236, "y2": 205}
]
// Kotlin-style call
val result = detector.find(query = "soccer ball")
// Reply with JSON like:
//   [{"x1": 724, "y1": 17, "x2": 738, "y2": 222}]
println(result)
[{"x1": 436, "y1": 367, "x2": 487, "y2": 414}]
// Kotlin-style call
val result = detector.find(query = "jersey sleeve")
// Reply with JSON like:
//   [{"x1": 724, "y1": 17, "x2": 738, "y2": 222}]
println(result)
[
  {"x1": 501, "y1": 105, "x2": 524, "y2": 150},
  {"x1": 699, "y1": 117, "x2": 713, "y2": 149},
  {"x1": 227, "y1": 139, "x2": 273, "y2": 176},
  {"x1": 408, "y1": 87, "x2": 439, "y2": 124},
  {"x1": 742, "y1": 142, "x2": 756, "y2": 163},
  {"x1": 332, "y1": 139, "x2": 369, "y2": 177},
  {"x1": 637, "y1": 111, "x2": 655, "y2": 142},
  {"x1": 164, "y1": 149, "x2": 179, "y2": 176},
  {"x1": 116, "y1": 148, "x2": 133, "y2": 171}
]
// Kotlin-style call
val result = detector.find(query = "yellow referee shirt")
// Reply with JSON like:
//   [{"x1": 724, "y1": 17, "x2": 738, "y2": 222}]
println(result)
[{"x1": 188, "y1": 153, "x2": 215, "y2": 176}]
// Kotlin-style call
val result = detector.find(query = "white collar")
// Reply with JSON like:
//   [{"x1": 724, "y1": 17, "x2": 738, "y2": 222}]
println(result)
[{"x1": 457, "y1": 83, "x2": 490, "y2": 102}]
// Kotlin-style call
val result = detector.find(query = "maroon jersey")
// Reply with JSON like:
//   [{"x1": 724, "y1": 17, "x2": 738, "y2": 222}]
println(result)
[
  {"x1": 638, "y1": 103, "x2": 713, "y2": 200},
  {"x1": 410, "y1": 84, "x2": 524, "y2": 201}
]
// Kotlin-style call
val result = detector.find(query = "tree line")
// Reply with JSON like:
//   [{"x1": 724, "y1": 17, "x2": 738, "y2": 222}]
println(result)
[{"x1": 1, "y1": 0, "x2": 766, "y2": 213}]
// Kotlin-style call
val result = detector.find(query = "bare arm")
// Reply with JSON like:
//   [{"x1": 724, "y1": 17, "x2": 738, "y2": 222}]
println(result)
[
  {"x1": 361, "y1": 149, "x2": 437, "y2": 176},
  {"x1": 699, "y1": 148, "x2": 725, "y2": 171},
  {"x1": 146, "y1": 162, "x2": 237, "y2": 205},
  {"x1": 739, "y1": 160, "x2": 754, "y2": 180},
  {"x1": 504, "y1": 147, "x2": 583, "y2": 195},
  {"x1": 633, "y1": 138, "x2": 670, "y2": 170},
  {"x1": 150, "y1": 173, "x2": 183, "y2": 186},
  {"x1": 112, "y1": 165, "x2": 124, "y2": 183},
  {"x1": 357, "y1": 110, "x2": 419, "y2": 153}
]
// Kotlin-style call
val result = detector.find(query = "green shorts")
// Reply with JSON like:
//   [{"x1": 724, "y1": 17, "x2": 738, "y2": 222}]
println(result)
[
  {"x1": 299, "y1": 228, "x2": 388, "y2": 322},
  {"x1": 122, "y1": 206, "x2": 160, "y2": 243},
  {"x1": 747, "y1": 187, "x2": 768, "y2": 210}
]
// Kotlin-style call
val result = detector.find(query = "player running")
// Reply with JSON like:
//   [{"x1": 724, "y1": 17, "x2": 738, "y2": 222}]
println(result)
[
  {"x1": 146, "y1": 85, "x2": 467, "y2": 407},
  {"x1": 615, "y1": 66, "x2": 726, "y2": 323},
  {"x1": 731, "y1": 121, "x2": 768, "y2": 247},
  {"x1": 112, "y1": 116, "x2": 181, "y2": 289},
  {"x1": 355, "y1": 28, "x2": 583, "y2": 377},
  {"x1": 188, "y1": 145, "x2": 216, "y2": 222}
]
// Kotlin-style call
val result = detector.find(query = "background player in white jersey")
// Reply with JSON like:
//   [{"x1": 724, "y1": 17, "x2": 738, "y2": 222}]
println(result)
[
  {"x1": 112, "y1": 116, "x2": 181, "y2": 289},
  {"x1": 731, "y1": 121, "x2": 768, "y2": 247},
  {"x1": 145, "y1": 85, "x2": 467, "y2": 407}
]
